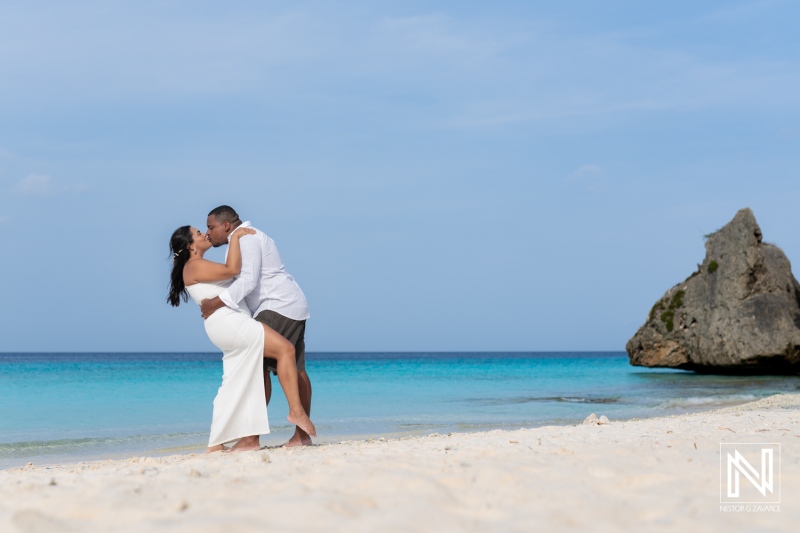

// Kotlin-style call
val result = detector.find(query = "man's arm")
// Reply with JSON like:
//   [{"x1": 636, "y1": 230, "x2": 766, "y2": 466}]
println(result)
[
  {"x1": 200, "y1": 296, "x2": 226, "y2": 318},
  {"x1": 199, "y1": 236, "x2": 261, "y2": 318},
  {"x1": 220, "y1": 235, "x2": 261, "y2": 308}
]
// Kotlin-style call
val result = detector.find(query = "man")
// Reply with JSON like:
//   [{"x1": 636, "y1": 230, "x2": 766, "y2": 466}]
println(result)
[{"x1": 200, "y1": 205, "x2": 313, "y2": 448}]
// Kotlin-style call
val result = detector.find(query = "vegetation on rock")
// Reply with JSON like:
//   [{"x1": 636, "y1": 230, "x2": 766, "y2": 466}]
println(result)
[{"x1": 650, "y1": 290, "x2": 686, "y2": 332}]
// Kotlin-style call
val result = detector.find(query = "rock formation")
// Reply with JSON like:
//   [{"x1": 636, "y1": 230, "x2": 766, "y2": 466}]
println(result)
[{"x1": 627, "y1": 208, "x2": 800, "y2": 374}]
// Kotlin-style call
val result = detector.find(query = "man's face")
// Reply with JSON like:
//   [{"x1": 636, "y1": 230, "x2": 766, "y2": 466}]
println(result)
[{"x1": 206, "y1": 215, "x2": 231, "y2": 247}]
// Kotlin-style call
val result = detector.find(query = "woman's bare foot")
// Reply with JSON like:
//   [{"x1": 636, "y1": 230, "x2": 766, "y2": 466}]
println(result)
[
  {"x1": 225, "y1": 435, "x2": 261, "y2": 453},
  {"x1": 282, "y1": 430, "x2": 313, "y2": 448},
  {"x1": 287, "y1": 411, "x2": 316, "y2": 438},
  {"x1": 205, "y1": 444, "x2": 225, "y2": 454}
]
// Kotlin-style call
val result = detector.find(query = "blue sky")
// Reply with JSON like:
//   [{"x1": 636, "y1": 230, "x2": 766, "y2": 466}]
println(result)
[{"x1": 1, "y1": 0, "x2": 799, "y2": 352}]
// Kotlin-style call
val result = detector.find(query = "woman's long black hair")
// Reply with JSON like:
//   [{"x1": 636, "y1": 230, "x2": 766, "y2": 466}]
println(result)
[{"x1": 167, "y1": 226, "x2": 193, "y2": 307}]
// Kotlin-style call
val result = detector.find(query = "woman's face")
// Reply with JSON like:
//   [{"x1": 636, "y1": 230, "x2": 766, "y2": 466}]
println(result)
[{"x1": 190, "y1": 227, "x2": 212, "y2": 253}]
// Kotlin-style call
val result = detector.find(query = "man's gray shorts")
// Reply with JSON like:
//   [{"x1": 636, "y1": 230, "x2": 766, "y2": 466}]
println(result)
[{"x1": 254, "y1": 310, "x2": 306, "y2": 375}]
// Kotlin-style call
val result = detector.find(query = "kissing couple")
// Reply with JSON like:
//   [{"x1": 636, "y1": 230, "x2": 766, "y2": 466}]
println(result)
[{"x1": 167, "y1": 205, "x2": 315, "y2": 452}]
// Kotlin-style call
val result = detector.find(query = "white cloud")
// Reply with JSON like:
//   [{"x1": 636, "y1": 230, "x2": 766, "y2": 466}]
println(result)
[
  {"x1": 10, "y1": 174, "x2": 88, "y2": 197},
  {"x1": 567, "y1": 165, "x2": 607, "y2": 193},
  {"x1": 13, "y1": 174, "x2": 57, "y2": 196}
]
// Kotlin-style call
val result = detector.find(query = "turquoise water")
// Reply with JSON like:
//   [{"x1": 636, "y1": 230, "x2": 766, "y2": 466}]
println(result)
[{"x1": 2, "y1": 352, "x2": 799, "y2": 469}]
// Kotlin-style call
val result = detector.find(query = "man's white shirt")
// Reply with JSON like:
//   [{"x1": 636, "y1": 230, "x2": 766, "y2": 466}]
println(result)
[{"x1": 218, "y1": 221, "x2": 310, "y2": 321}]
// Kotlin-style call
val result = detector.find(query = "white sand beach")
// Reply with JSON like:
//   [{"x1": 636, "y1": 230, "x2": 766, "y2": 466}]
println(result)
[{"x1": 1, "y1": 394, "x2": 798, "y2": 532}]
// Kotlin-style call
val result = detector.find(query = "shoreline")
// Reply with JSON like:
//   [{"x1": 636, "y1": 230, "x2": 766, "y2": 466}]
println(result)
[
  {"x1": 0, "y1": 391, "x2": 777, "y2": 472},
  {"x1": 2, "y1": 393, "x2": 798, "y2": 531}
]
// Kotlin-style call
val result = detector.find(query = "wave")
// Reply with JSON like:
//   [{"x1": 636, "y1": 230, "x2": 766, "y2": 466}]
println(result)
[
  {"x1": 466, "y1": 396, "x2": 621, "y2": 406},
  {"x1": 658, "y1": 394, "x2": 760, "y2": 410}
]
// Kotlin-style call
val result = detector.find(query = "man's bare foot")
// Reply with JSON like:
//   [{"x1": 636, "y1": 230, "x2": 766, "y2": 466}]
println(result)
[
  {"x1": 205, "y1": 444, "x2": 225, "y2": 454},
  {"x1": 226, "y1": 436, "x2": 261, "y2": 453},
  {"x1": 287, "y1": 411, "x2": 316, "y2": 437},
  {"x1": 282, "y1": 431, "x2": 313, "y2": 448}
]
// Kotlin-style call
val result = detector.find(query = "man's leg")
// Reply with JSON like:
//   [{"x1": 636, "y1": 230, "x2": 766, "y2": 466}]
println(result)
[
  {"x1": 283, "y1": 323, "x2": 312, "y2": 447},
  {"x1": 263, "y1": 371, "x2": 272, "y2": 406},
  {"x1": 284, "y1": 370, "x2": 312, "y2": 447},
  {"x1": 262, "y1": 368, "x2": 312, "y2": 447},
  {"x1": 299, "y1": 370, "x2": 311, "y2": 417},
  {"x1": 254, "y1": 310, "x2": 313, "y2": 447}
]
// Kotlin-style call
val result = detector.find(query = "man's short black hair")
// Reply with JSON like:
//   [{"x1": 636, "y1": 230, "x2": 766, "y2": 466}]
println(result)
[{"x1": 208, "y1": 205, "x2": 240, "y2": 224}]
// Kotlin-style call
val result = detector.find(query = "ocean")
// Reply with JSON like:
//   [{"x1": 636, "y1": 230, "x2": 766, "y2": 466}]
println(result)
[{"x1": 2, "y1": 352, "x2": 799, "y2": 469}]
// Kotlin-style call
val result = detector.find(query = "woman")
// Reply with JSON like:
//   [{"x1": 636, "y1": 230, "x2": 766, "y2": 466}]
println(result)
[{"x1": 167, "y1": 225, "x2": 316, "y2": 453}]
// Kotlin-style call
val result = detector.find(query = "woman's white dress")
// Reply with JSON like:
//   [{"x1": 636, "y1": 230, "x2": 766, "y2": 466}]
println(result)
[{"x1": 186, "y1": 281, "x2": 270, "y2": 447}]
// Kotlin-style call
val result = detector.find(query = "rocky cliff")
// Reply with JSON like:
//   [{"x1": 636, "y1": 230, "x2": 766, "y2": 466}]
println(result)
[{"x1": 627, "y1": 208, "x2": 800, "y2": 373}]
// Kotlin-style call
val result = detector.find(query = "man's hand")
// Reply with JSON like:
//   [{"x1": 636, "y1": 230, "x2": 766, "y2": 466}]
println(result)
[{"x1": 200, "y1": 297, "x2": 226, "y2": 319}]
